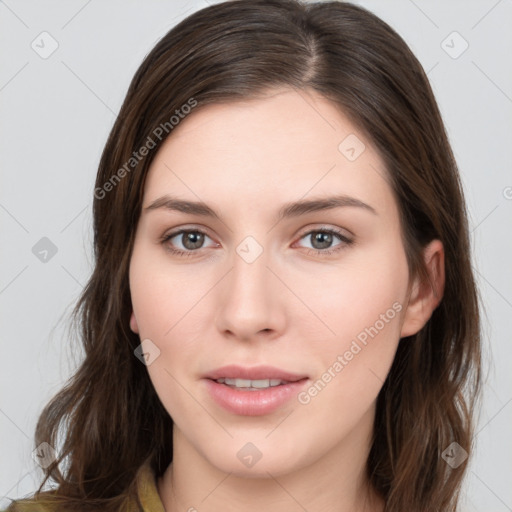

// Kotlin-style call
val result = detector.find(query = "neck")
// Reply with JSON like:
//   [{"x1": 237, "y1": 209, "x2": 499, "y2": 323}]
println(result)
[{"x1": 157, "y1": 408, "x2": 384, "y2": 512}]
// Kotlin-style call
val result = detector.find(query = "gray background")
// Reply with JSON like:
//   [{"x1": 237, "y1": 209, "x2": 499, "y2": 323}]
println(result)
[{"x1": 1, "y1": 0, "x2": 511, "y2": 509}]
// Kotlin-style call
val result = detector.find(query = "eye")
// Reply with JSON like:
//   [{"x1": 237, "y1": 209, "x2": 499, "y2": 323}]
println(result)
[
  {"x1": 295, "y1": 227, "x2": 354, "y2": 256},
  {"x1": 160, "y1": 226, "x2": 354, "y2": 258},
  {"x1": 160, "y1": 228, "x2": 217, "y2": 257}
]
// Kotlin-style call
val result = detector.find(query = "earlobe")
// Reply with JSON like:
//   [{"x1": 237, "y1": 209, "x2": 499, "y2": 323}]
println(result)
[
  {"x1": 400, "y1": 239, "x2": 445, "y2": 338},
  {"x1": 130, "y1": 311, "x2": 139, "y2": 334}
]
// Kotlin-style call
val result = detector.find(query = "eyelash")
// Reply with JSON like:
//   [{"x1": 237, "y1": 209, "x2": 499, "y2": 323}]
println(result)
[{"x1": 159, "y1": 226, "x2": 354, "y2": 258}]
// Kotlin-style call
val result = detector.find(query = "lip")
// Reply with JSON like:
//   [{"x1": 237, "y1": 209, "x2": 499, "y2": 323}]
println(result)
[
  {"x1": 204, "y1": 364, "x2": 308, "y2": 382},
  {"x1": 202, "y1": 365, "x2": 309, "y2": 416}
]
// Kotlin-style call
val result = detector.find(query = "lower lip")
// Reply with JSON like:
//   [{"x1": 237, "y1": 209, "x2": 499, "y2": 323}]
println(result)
[{"x1": 204, "y1": 378, "x2": 309, "y2": 416}]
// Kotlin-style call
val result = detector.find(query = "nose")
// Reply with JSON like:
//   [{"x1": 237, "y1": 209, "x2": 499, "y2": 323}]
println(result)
[{"x1": 214, "y1": 241, "x2": 286, "y2": 342}]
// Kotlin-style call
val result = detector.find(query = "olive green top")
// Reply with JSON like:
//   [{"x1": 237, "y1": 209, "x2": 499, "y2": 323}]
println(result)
[
  {"x1": 132, "y1": 460, "x2": 166, "y2": 512},
  {"x1": 3, "y1": 460, "x2": 166, "y2": 512}
]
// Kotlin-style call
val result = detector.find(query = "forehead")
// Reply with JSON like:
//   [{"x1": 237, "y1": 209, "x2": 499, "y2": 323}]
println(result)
[
  {"x1": 165, "y1": 87, "x2": 364, "y2": 161},
  {"x1": 142, "y1": 88, "x2": 396, "y2": 221}
]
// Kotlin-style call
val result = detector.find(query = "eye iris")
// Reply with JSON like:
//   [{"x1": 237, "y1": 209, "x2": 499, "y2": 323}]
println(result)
[
  {"x1": 183, "y1": 231, "x2": 204, "y2": 250},
  {"x1": 312, "y1": 232, "x2": 333, "y2": 250}
]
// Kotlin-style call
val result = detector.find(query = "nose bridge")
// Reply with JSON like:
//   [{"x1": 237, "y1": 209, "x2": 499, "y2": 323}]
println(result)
[
  {"x1": 230, "y1": 234, "x2": 272, "y2": 307},
  {"x1": 215, "y1": 233, "x2": 282, "y2": 338}
]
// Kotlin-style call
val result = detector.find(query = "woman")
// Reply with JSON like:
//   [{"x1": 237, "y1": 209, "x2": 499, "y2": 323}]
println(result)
[{"x1": 5, "y1": 0, "x2": 481, "y2": 511}]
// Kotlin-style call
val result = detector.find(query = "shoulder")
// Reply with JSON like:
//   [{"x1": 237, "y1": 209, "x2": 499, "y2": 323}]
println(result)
[
  {"x1": 1, "y1": 496, "x2": 56, "y2": 512},
  {"x1": 1, "y1": 487, "x2": 69, "y2": 512},
  {"x1": 2, "y1": 458, "x2": 163, "y2": 512}
]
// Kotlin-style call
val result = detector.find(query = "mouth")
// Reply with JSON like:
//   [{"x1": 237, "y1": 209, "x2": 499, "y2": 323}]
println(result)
[
  {"x1": 202, "y1": 364, "x2": 309, "y2": 415},
  {"x1": 212, "y1": 377, "x2": 298, "y2": 391}
]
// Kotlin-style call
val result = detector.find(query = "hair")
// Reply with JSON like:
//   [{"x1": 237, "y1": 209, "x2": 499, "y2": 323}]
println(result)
[{"x1": 7, "y1": 1, "x2": 482, "y2": 511}]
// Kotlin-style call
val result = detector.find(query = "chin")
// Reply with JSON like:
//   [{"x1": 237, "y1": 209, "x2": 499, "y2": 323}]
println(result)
[{"x1": 200, "y1": 438, "x2": 312, "y2": 478}]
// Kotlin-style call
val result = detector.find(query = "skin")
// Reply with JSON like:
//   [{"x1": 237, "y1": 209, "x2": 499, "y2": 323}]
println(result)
[{"x1": 128, "y1": 87, "x2": 445, "y2": 512}]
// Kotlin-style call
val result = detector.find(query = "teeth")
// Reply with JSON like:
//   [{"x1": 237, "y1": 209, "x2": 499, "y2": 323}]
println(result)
[{"x1": 216, "y1": 378, "x2": 285, "y2": 389}]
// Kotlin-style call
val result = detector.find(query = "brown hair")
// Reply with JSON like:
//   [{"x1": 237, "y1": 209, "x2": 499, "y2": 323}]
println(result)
[{"x1": 6, "y1": 1, "x2": 481, "y2": 511}]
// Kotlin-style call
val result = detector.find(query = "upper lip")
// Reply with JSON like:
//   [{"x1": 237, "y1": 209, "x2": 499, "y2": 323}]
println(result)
[{"x1": 204, "y1": 365, "x2": 308, "y2": 382}]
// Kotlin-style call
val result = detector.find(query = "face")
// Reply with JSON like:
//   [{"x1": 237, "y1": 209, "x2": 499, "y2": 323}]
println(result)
[{"x1": 129, "y1": 87, "x2": 421, "y2": 477}]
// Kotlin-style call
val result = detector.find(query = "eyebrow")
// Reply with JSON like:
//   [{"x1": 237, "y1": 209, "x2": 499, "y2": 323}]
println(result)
[{"x1": 144, "y1": 194, "x2": 377, "y2": 221}]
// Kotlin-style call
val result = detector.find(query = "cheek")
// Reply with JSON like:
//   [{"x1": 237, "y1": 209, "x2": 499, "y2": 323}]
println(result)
[
  {"x1": 129, "y1": 242, "x2": 209, "y2": 341},
  {"x1": 294, "y1": 300, "x2": 403, "y2": 447},
  {"x1": 129, "y1": 253, "x2": 203, "y2": 422},
  {"x1": 129, "y1": 244, "x2": 215, "y2": 402},
  {"x1": 293, "y1": 238, "x2": 408, "y2": 342},
  {"x1": 293, "y1": 242, "x2": 407, "y2": 412}
]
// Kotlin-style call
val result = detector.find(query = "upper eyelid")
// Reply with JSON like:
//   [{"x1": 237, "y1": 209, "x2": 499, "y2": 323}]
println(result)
[
  {"x1": 163, "y1": 224, "x2": 352, "y2": 237},
  {"x1": 296, "y1": 224, "x2": 353, "y2": 239}
]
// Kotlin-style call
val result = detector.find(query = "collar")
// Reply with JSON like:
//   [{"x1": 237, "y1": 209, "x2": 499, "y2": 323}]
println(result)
[{"x1": 134, "y1": 458, "x2": 166, "y2": 512}]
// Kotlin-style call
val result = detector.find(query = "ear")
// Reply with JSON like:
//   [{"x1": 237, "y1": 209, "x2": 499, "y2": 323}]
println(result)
[
  {"x1": 130, "y1": 310, "x2": 140, "y2": 334},
  {"x1": 400, "y1": 239, "x2": 445, "y2": 338}
]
